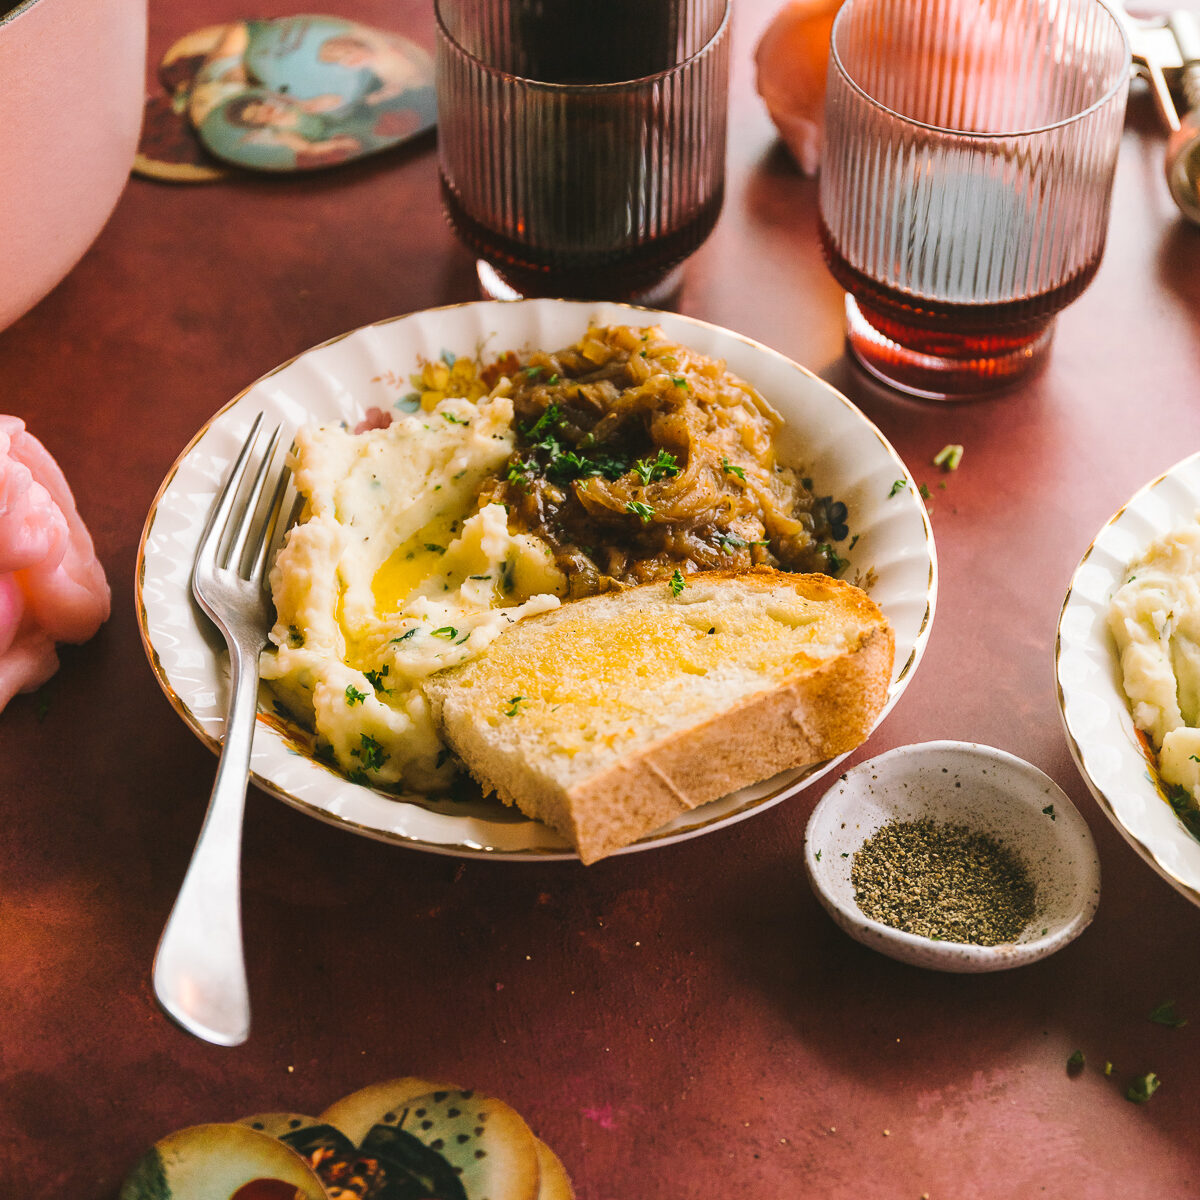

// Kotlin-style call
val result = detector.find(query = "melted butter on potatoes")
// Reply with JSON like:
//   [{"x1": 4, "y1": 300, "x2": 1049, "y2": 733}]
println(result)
[{"x1": 262, "y1": 393, "x2": 563, "y2": 792}]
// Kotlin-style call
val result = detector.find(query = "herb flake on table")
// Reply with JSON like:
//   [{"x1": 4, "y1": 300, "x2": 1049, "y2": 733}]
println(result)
[
  {"x1": 933, "y1": 443, "x2": 964, "y2": 471},
  {"x1": 1149, "y1": 1000, "x2": 1187, "y2": 1028},
  {"x1": 1126, "y1": 1072, "x2": 1161, "y2": 1104}
]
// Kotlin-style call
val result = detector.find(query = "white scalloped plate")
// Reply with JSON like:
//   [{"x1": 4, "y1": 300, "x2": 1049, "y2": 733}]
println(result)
[
  {"x1": 136, "y1": 300, "x2": 937, "y2": 861},
  {"x1": 1057, "y1": 451, "x2": 1200, "y2": 906}
]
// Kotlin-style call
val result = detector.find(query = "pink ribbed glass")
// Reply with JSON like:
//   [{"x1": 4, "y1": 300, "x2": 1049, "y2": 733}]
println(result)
[
  {"x1": 818, "y1": 0, "x2": 1130, "y2": 399},
  {"x1": 435, "y1": 0, "x2": 729, "y2": 303}
]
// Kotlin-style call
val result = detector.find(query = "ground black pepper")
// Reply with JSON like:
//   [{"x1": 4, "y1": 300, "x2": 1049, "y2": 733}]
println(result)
[{"x1": 851, "y1": 818, "x2": 1036, "y2": 945}]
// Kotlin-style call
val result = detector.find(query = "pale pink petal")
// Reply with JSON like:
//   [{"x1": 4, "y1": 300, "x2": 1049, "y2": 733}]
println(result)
[
  {"x1": 0, "y1": 575, "x2": 24, "y2": 656},
  {"x1": 17, "y1": 545, "x2": 110, "y2": 644},
  {"x1": 0, "y1": 423, "x2": 70, "y2": 574},
  {"x1": 0, "y1": 416, "x2": 110, "y2": 644},
  {"x1": 0, "y1": 626, "x2": 59, "y2": 713}
]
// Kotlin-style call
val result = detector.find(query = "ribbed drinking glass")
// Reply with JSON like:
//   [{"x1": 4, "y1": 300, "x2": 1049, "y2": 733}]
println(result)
[
  {"x1": 818, "y1": 0, "x2": 1130, "y2": 399},
  {"x1": 435, "y1": 0, "x2": 730, "y2": 304}
]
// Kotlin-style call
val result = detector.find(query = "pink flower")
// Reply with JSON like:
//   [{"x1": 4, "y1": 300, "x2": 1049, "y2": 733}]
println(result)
[{"x1": 0, "y1": 417, "x2": 110, "y2": 711}]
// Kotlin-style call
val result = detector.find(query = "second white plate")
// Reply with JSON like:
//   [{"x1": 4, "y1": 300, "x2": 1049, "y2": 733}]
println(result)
[{"x1": 1057, "y1": 450, "x2": 1200, "y2": 906}]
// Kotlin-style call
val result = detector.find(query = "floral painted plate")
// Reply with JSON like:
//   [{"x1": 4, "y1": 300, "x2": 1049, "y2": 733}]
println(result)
[
  {"x1": 135, "y1": 300, "x2": 937, "y2": 861},
  {"x1": 1056, "y1": 450, "x2": 1200, "y2": 906}
]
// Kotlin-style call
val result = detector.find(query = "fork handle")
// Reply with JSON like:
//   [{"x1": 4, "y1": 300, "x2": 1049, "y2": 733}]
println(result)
[{"x1": 152, "y1": 634, "x2": 261, "y2": 1046}]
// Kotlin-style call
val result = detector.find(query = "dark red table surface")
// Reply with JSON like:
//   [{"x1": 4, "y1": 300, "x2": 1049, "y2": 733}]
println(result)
[{"x1": 4, "y1": 1, "x2": 1200, "y2": 1196}]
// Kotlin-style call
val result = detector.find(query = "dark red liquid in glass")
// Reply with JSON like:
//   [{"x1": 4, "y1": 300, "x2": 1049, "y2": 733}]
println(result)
[
  {"x1": 443, "y1": 179, "x2": 724, "y2": 301},
  {"x1": 818, "y1": 218, "x2": 1102, "y2": 359}
]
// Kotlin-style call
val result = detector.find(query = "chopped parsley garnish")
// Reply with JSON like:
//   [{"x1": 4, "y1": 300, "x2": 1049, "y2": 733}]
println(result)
[
  {"x1": 431, "y1": 626, "x2": 458, "y2": 639},
  {"x1": 721, "y1": 457, "x2": 746, "y2": 481},
  {"x1": 469, "y1": 573, "x2": 492, "y2": 581},
  {"x1": 716, "y1": 532, "x2": 769, "y2": 553},
  {"x1": 504, "y1": 696, "x2": 526, "y2": 716},
  {"x1": 632, "y1": 449, "x2": 679, "y2": 485},
  {"x1": 1042, "y1": 804, "x2": 1056, "y2": 820},
  {"x1": 819, "y1": 544, "x2": 849, "y2": 574},
  {"x1": 1126, "y1": 1072, "x2": 1161, "y2": 1104},
  {"x1": 1067, "y1": 1049, "x2": 1085, "y2": 1075},
  {"x1": 523, "y1": 403, "x2": 562, "y2": 439},
  {"x1": 888, "y1": 479, "x2": 907, "y2": 498},
  {"x1": 424, "y1": 543, "x2": 445, "y2": 554},
  {"x1": 626, "y1": 500, "x2": 656, "y2": 522},
  {"x1": 442, "y1": 411, "x2": 469, "y2": 425},
  {"x1": 1149, "y1": 1000, "x2": 1187, "y2": 1028},
  {"x1": 919, "y1": 483, "x2": 932, "y2": 500},
  {"x1": 351, "y1": 734, "x2": 388, "y2": 772},
  {"x1": 345, "y1": 684, "x2": 368, "y2": 706},
  {"x1": 364, "y1": 666, "x2": 389, "y2": 691},
  {"x1": 933, "y1": 443, "x2": 964, "y2": 471},
  {"x1": 391, "y1": 628, "x2": 419, "y2": 643},
  {"x1": 670, "y1": 375, "x2": 688, "y2": 388},
  {"x1": 287, "y1": 625, "x2": 304, "y2": 647},
  {"x1": 669, "y1": 568, "x2": 686, "y2": 596}
]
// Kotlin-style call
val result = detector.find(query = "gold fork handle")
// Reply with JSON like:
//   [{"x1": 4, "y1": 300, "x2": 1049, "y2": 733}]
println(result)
[{"x1": 151, "y1": 631, "x2": 261, "y2": 1046}]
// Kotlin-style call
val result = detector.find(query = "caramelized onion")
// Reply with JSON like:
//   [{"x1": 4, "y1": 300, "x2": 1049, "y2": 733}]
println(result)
[{"x1": 476, "y1": 324, "x2": 846, "y2": 594}]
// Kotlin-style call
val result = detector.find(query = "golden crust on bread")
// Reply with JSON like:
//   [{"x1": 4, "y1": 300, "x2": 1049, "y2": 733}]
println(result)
[{"x1": 424, "y1": 569, "x2": 894, "y2": 863}]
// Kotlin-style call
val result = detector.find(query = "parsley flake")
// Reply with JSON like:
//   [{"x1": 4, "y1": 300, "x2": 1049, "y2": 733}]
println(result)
[
  {"x1": 1042, "y1": 804, "x2": 1056, "y2": 820},
  {"x1": 632, "y1": 449, "x2": 679, "y2": 485},
  {"x1": 669, "y1": 568, "x2": 686, "y2": 597},
  {"x1": 431, "y1": 626, "x2": 458, "y2": 640},
  {"x1": 1149, "y1": 1000, "x2": 1187, "y2": 1028},
  {"x1": 721, "y1": 457, "x2": 746, "y2": 481},
  {"x1": 1126, "y1": 1072, "x2": 1161, "y2": 1104},
  {"x1": 933, "y1": 443, "x2": 964, "y2": 471},
  {"x1": 442, "y1": 411, "x2": 469, "y2": 425},
  {"x1": 351, "y1": 734, "x2": 388, "y2": 772},
  {"x1": 888, "y1": 479, "x2": 907, "y2": 498},
  {"x1": 345, "y1": 684, "x2": 368, "y2": 706},
  {"x1": 504, "y1": 696, "x2": 526, "y2": 716},
  {"x1": 626, "y1": 500, "x2": 656, "y2": 523}
]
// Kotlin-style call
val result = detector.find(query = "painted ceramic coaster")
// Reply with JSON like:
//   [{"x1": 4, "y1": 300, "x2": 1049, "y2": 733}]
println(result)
[
  {"x1": 189, "y1": 15, "x2": 436, "y2": 172},
  {"x1": 133, "y1": 92, "x2": 231, "y2": 183},
  {"x1": 133, "y1": 23, "x2": 232, "y2": 183},
  {"x1": 117, "y1": 1123, "x2": 327, "y2": 1200}
]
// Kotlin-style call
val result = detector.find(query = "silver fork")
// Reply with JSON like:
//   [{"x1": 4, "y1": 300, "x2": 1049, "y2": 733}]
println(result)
[{"x1": 153, "y1": 414, "x2": 291, "y2": 1046}]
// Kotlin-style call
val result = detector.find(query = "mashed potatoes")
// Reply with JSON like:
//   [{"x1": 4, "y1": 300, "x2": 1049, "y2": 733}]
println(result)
[
  {"x1": 261, "y1": 392, "x2": 563, "y2": 792},
  {"x1": 1109, "y1": 520, "x2": 1200, "y2": 807}
]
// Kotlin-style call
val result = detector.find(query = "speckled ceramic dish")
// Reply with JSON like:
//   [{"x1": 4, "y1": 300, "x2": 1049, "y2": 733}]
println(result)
[
  {"x1": 135, "y1": 299, "x2": 937, "y2": 861},
  {"x1": 804, "y1": 741, "x2": 1100, "y2": 971},
  {"x1": 1057, "y1": 450, "x2": 1200, "y2": 907}
]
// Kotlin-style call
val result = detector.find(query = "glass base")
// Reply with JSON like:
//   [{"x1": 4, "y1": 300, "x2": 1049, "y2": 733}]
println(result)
[
  {"x1": 476, "y1": 259, "x2": 686, "y2": 308},
  {"x1": 844, "y1": 296, "x2": 1055, "y2": 401}
]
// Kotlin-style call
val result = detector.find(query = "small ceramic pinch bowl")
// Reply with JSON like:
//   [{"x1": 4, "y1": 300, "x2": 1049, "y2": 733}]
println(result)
[{"x1": 804, "y1": 741, "x2": 1101, "y2": 972}]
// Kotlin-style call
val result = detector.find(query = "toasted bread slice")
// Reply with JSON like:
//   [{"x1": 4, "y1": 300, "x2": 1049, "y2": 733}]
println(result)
[{"x1": 423, "y1": 569, "x2": 894, "y2": 864}]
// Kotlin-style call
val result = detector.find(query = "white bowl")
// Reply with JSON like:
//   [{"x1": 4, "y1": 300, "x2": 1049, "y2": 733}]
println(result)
[
  {"x1": 0, "y1": 0, "x2": 147, "y2": 332},
  {"x1": 804, "y1": 741, "x2": 1100, "y2": 971}
]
